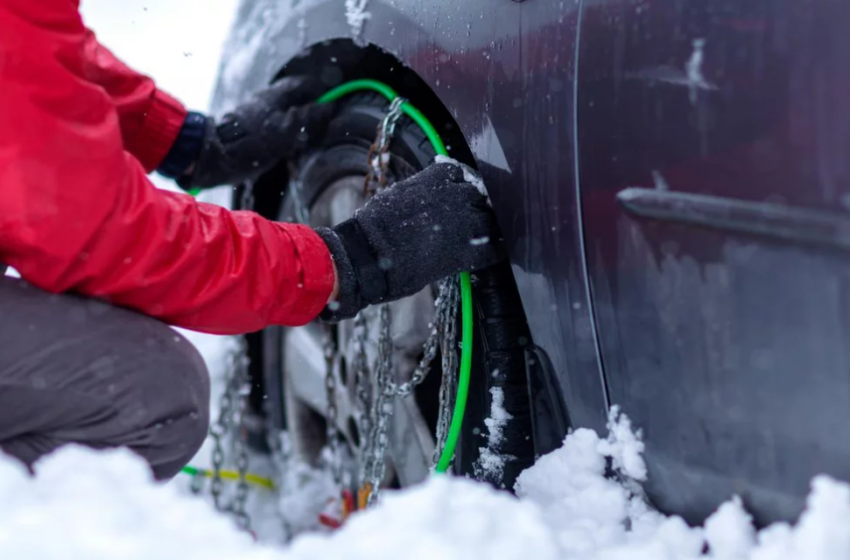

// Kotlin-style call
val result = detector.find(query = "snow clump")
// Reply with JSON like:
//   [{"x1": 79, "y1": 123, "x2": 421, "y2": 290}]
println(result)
[
  {"x1": 434, "y1": 155, "x2": 490, "y2": 198},
  {"x1": 474, "y1": 386, "x2": 515, "y2": 483}
]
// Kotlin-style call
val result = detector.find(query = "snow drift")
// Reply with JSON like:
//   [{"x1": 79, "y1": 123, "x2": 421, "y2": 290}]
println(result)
[{"x1": 2, "y1": 409, "x2": 850, "y2": 559}]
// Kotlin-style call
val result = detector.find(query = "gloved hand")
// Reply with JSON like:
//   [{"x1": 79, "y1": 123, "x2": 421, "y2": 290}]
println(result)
[
  {"x1": 316, "y1": 162, "x2": 504, "y2": 322},
  {"x1": 159, "y1": 76, "x2": 335, "y2": 189}
]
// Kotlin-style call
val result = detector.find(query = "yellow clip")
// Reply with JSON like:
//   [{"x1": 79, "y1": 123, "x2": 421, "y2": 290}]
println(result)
[{"x1": 357, "y1": 483, "x2": 373, "y2": 511}]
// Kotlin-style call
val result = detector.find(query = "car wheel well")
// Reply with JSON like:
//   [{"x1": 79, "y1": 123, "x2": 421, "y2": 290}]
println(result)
[
  {"x1": 277, "y1": 39, "x2": 474, "y2": 162},
  {"x1": 239, "y1": 38, "x2": 475, "y2": 224}
]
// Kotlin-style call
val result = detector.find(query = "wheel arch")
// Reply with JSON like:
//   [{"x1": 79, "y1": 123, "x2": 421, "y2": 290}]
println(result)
[{"x1": 211, "y1": 0, "x2": 479, "y2": 158}]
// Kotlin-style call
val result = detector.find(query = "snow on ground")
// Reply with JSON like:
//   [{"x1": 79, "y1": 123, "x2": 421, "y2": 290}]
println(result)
[{"x1": 4, "y1": 409, "x2": 850, "y2": 559}]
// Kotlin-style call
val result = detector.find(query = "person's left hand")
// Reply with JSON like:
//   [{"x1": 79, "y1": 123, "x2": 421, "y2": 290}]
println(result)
[{"x1": 178, "y1": 76, "x2": 335, "y2": 189}]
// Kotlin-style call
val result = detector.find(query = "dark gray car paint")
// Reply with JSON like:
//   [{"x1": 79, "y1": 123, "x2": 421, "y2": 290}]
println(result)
[{"x1": 213, "y1": 0, "x2": 850, "y2": 525}]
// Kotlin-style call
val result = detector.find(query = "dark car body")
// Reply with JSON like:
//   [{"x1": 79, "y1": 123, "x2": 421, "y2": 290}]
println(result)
[{"x1": 213, "y1": 0, "x2": 850, "y2": 525}]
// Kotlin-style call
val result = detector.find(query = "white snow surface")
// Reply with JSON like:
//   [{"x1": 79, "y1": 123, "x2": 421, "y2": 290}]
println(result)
[{"x1": 5, "y1": 411, "x2": 850, "y2": 559}]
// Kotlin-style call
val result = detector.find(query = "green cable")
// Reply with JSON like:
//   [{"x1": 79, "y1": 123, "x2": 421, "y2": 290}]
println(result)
[
  {"x1": 183, "y1": 79, "x2": 471, "y2": 481},
  {"x1": 317, "y1": 79, "x2": 448, "y2": 156}
]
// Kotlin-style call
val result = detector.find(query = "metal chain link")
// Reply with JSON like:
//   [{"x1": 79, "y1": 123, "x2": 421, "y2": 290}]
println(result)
[
  {"x1": 207, "y1": 338, "x2": 253, "y2": 533},
  {"x1": 265, "y1": 417, "x2": 293, "y2": 543},
  {"x1": 353, "y1": 313, "x2": 374, "y2": 488},
  {"x1": 391, "y1": 278, "x2": 457, "y2": 398},
  {"x1": 364, "y1": 304, "x2": 394, "y2": 506},
  {"x1": 323, "y1": 327, "x2": 345, "y2": 490},
  {"x1": 433, "y1": 278, "x2": 461, "y2": 466},
  {"x1": 365, "y1": 97, "x2": 406, "y2": 195},
  {"x1": 209, "y1": 355, "x2": 235, "y2": 511},
  {"x1": 230, "y1": 341, "x2": 252, "y2": 532},
  {"x1": 357, "y1": 99, "x2": 408, "y2": 505}
]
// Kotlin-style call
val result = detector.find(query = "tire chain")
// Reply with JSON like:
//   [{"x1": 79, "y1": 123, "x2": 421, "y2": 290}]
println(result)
[
  {"x1": 361, "y1": 279, "x2": 460, "y2": 504},
  {"x1": 279, "y1": 96, "x2": 460, "y2": 515},
  {"x1": 195, "y1": 97, "x2": 461, "y2": 536},
  {"x1": 208, "y1": 338, "x2": 253, "y2": 532},
  {"x1": 363, "y1": 303, "x2": 394, "y2": 506},
  {"x1": 323, "y1": 326, "x2": 345, "y2": 490},
  {"x1": 353, "y1": 313, "x2": 374, "y2": 487},
  {"x1": 291, "y1": 98, "x2": 405, "y2": 500},
  {"x1": 391, "y1": 277, "x2": 458, "y2": 399},
  {"x1": 265, "y1": 417, "x2": 294, "y2": 543},
  {"x1": 364, "y1": 97, "x2": 406, "y2": 195},
  {"x1": 433, "y1": 278, "x2": 460, "y2": 465},
  {"x1": 231, "y1": 344, "x2": 252, "y2": 532}
]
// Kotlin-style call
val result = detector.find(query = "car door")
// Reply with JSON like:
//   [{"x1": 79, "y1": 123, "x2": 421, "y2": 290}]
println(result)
[{"x1": 577, "y1": 0, "x2": 850, "y2": 525}]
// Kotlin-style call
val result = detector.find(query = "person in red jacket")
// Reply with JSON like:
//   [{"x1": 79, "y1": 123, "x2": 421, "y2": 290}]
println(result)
[{"x1": 0, "y1": 1, "x2": 501, "y2": 479}]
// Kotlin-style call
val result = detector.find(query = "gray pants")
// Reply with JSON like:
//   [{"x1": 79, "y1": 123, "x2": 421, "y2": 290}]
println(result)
[{"x1": 0, "y1": 275, "x2": 210, "y2": 479}]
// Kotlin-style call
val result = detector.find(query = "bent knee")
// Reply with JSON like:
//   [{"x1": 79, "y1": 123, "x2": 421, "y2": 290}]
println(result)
[
  {"x1": 149, "y1": 332, "x2": 211, "y2": 479},
  {"x1": 137, "y1": 354, "x2": 210, "y2": 479},
  {"x1": 109, "y1": 327, "x2": 212, "y2": 479},
  {"x1": 140, "y1": 328, "x2": 211, "y2": 434}
]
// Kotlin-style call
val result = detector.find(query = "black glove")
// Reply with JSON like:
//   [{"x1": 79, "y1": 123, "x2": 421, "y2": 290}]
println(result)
[
  {"x1": 159, "y1": 76, "x2": 335, "y2": 189},
  {"x1": 316, "y1": 162, "x2": 504, "y2": 322}
]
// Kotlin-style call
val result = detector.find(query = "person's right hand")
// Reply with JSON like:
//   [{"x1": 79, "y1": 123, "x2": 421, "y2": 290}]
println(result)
[{"x1": 316, "y1": 162, "x2": 504, "y2": 322}]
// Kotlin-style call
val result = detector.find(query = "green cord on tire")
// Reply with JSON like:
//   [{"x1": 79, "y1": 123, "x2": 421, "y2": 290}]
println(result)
[
  {"x1": 317, "y1": 80, "x2": 449, "y2": 157},
  {"x1": 184, "y1": 78, "x2": 471, "y2": 480}
]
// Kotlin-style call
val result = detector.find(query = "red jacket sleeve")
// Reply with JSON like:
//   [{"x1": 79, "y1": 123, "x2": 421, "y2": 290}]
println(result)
[
  {"x1": 0, "y1": 0, "x2": 335, "y2": 334},
  {"x1": 80, "y1": 28, "x2": 187, "y2": 173}
]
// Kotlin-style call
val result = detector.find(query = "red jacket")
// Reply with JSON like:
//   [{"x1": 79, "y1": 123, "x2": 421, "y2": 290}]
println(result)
[{"x1": 0, "y1": 0, "x2": 335, "y2": 334}]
